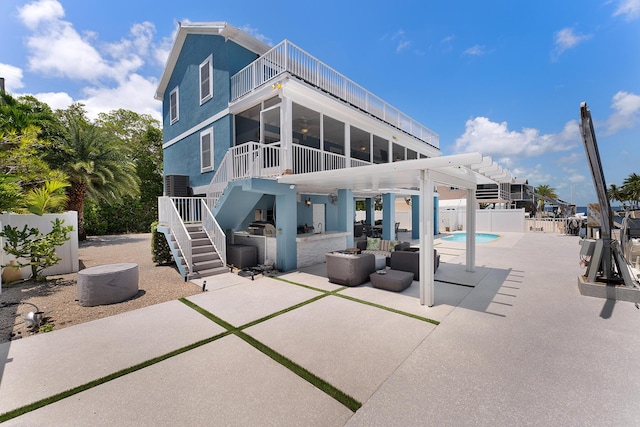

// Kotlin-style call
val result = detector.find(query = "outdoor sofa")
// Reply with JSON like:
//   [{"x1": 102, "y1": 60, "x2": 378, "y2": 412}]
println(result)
[{"x1": 356, "y1": 237, "x2": 410, "y2": 266}]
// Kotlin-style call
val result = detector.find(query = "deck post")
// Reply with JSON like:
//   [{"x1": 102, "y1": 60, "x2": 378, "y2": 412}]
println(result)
[
  {"x1": 419, "y1": 170, "x2": 435, "y2": 306},
  {"x1": 466, "y1": 189, "x2": 476, "y2": 272}
]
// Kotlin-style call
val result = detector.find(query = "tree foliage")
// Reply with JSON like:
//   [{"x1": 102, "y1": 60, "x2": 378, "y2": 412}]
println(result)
[
  {"x1": 1, "y1": 92, "x2": 162, "y2": 236},
  {"x1": 610, "y1": 173, "x2": 640, "y2": 210},
  {"x1": 534, "y1": 184, "x2": 558, "y2": 214},
  {"x1": 47, "y1": 105, "x2": 140, "y2": 239}
]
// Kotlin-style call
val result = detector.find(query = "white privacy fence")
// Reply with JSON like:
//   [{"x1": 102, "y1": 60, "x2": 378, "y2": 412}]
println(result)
[
  {"x1": 0, "y1": 212, "x2": 79, "y2": 286},
  {"x1": 439, "y1": 209, "x2": 526, "y2": 233}
]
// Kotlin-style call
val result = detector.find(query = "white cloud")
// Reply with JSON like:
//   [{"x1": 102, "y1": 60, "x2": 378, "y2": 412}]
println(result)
[
  {"x1": 0, "y1": 63, "x2": 25, "y2": 90},
  {"x1": 239, "y1": 24, "x2": 273, "y2": 47},
  {"x1": 14, "y1": 0, "x2": 162, "y2": 120},
  {"x1": 552, "y1": 28, "x2": 592, "y2": 60},
  {"x1": 605, "y1": 90, "x2": 640, "y2": 133},
  {"x1": 463, "y1": 44, "x2": 487, "y2": 56},
  {"x1": 391, "y1": 30, "x2": 411, "y2": 53},
  {"x1": 454, "y1": 117, "x2": 579, "y2": 158},
  {"x1": 24, "y1": 21, "x2": 111, "y2": 81},
  {"x1": 17, "y1": 0, "x2": 64, "y2": 30},
  {"x1": 613, "y1": 0, "x2": 640, "y2": 20},
  {"x1": 34, "y1": 91, "x2": 74, "y2": 110},
  {"x1": 79, "y1": 74, "x2": 161, "y2": 121}
]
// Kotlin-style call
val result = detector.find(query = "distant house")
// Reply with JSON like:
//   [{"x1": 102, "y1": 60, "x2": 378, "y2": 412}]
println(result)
[{"x1": 155, "y1": 21, "x2": 511, "y2": 284}]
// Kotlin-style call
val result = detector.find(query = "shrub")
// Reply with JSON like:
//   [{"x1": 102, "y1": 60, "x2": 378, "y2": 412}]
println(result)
[
  {"x1": 0, "y1": 219, "x2": 73, "y2": 281},
  {"x1": 151, "y1": 221, "x2": 173, "y2": 265}
]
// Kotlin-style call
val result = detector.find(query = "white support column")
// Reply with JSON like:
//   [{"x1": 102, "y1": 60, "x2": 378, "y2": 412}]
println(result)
[
  {"x1": 345, "y1": 123, "x2": 351, "y2": 168},
  {"x1": 466, "y1": 188, "x2": 476, "y2": 272},
  {"x1": 281, "y1": 97, "x2": 293, "y2": 172},
  {"x1": 419, "y1": 170, "x2": 435, "y2": 306}
]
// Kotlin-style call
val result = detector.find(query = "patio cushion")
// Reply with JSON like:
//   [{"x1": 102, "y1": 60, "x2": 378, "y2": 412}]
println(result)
[{"x1": 367, "y1": 237, "x2": 381, "y2": 250}]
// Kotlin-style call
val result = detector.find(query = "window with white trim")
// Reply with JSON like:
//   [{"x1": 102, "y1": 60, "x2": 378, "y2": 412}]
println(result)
[
  {"x1": 199, "y1": 55, "x2": 213, "y2": 104},
  {"x1": 169, "y1": 86, "x2": 179, "y2": 124},
  {"x1": 200, "y1": 128, "x2": 214, "y2": 172}
]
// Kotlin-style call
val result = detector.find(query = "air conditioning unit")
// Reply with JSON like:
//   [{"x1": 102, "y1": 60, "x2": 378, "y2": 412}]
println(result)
[{"x1": 165, "y1": 174, "x2": 189, "y2": 197}]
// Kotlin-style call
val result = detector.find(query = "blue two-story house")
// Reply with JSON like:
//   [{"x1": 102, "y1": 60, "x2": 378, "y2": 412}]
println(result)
[{"x1": 155, "y1": 21, "x2": 510, "y2": 296}]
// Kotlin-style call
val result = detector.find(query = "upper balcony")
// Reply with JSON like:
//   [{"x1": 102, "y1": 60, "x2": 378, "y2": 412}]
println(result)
[{"x1": 230, "y1": 40, "x2": 439, "y2": 149}]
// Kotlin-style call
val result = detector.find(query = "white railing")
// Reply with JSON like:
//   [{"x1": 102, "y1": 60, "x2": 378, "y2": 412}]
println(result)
[
  {"x1": 201, "y1": 200, "x2": 226, "y2": 266},
  {"x1": 291, "y1": 144, "x2": 349, "y2": 173},
  {"x1": 350, "y1": 158, "x2": 371, "y2": 168},
  {"x1": 158, "y1": 196, "x2": 192, "y2": 276},
  {"x1": 477, "y1": 187, "x2": 510, "y2": 201},
  {"x1": 231, "y1": 40, "x2": 439, "y2": 148},
  {"x1": 206, "y1": 141, "x2": 284, "y2": 202},
  {"x1": 526, "y1": 217, "x2": 573, "y2": 234},
  {"x1": 160, "y1": 197, "x2": 214, "y2": 224}
]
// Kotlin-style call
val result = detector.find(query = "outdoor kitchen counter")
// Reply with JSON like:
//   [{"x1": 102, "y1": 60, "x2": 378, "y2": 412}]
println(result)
[
  {"x1": 296, "y1": 231, "x2": 349, "y2": 268},
  {"x1": 295, "y1": 231, "x2": 348, "y2": 242},
  {"x1": 233, "y1": 231, "x2": 350, "y2": 269}
]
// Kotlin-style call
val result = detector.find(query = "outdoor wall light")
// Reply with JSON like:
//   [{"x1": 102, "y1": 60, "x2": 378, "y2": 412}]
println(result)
[{"x1": 305, "y1": 198, "x2": 312, "y2": 207}]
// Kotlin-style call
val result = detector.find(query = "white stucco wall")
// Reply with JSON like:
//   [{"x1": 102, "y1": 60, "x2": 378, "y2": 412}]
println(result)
[{"x1": 0, "y1": 212, "x2": 79, "y2": 282}]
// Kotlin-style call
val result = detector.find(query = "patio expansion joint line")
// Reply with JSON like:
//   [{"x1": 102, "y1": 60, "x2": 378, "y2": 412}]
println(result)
[
  {"x1": 178, "y1": 298, "x2": 362, "y2": 412},
  {"x1": 333, "y1": 293, "x2": 440, "y2": 325},
  {"x1": 0, "y1": 330, "x2": 232, "y2": 423},
  {"x1": 273, "y1": 276, "x2": 440, "y2": 325}
]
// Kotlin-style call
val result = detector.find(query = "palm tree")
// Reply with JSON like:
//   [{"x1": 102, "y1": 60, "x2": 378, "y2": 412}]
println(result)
[
  {"x1": 608, "y1": 183, "x2": 627, "y2": 209},
  {"x1": 534, "y1": 184, "x2": 558, "y2": 216},
  {"x1": 48, "y1": 111, "x2": 139, "y2": 239},
  {"x1": 23, "y1": 179, "x2": 70, "y2": 215},
  {"x1": 622, "y1": 173, "x2": 640, "y2": 210}
]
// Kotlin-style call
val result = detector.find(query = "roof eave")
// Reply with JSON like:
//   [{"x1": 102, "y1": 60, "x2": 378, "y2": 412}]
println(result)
[{"x1": 154, "y1": 21, "x2": 272, "y2": 100}]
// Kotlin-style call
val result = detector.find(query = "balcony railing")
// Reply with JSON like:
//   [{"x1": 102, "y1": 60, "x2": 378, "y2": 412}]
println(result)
[
  {"x1": 476, "y1": 187, "x2": 510, "y2": 201},
  {"x1": 231, "y1": 40, "x2": 439, "y2": 148}
]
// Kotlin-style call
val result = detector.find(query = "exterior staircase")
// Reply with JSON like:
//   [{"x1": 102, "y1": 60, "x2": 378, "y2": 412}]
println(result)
[{"x1": 172, "y1": 224, "x2": 228, "y2": 279}]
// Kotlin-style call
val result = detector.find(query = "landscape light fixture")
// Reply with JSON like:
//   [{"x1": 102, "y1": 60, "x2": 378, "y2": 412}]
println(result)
[{"x1": 305, "y1": 198, "x2": 312, "y2": 207}]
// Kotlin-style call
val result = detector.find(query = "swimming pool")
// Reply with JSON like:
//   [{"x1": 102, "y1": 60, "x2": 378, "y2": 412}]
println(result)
[{"x1": 442, "y1": 232, "x2": 500, "y2": 243}]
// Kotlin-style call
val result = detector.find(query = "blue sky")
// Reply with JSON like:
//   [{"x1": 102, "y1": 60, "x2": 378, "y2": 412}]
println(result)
[{"x1": 1, "y1": 0, "x2": 639, "y2": 207}]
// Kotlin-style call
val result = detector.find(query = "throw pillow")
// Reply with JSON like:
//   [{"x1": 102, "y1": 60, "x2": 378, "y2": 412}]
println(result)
[
  {"x1": 388, "y1": 240, "x2": 400, "y2": 252},
  {"x1": 379, "y1": 240, "x2": 391, "y2": 251},
  {"x1": 367, "y1": 237, "x2": 381, "y2": 251}
]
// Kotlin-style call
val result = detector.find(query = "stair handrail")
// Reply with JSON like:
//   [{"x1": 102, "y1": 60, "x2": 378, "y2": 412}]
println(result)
[
  {"x1": 168, "y1": 199, "x2": 192, "y2": 276},
  {"x1": 201, "y1": 199, "x2": 226, "y2": 266},
  {"x1": 205, "y1": 141, "x2": 285, "y2": 206}
]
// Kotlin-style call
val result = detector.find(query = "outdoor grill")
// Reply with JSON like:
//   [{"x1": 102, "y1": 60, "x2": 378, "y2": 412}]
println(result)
[{"x1": 247, "y1": 221, "x2": 276, "y2": 236}]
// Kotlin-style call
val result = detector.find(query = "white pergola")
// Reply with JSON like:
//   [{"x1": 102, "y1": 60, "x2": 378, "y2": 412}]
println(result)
[{"x1": 279, "y1": 152, "x2": 511, "y2": 306}]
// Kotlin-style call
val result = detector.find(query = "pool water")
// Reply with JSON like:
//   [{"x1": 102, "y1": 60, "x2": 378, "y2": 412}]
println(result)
[{"x1": 442, "y1": 232, "x2": 500, "y2": 243}]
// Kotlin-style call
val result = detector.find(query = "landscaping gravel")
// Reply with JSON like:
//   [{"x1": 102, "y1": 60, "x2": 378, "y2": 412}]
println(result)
[{"x1": 0, "y1": 233, "x2": 201, "y2": 342}]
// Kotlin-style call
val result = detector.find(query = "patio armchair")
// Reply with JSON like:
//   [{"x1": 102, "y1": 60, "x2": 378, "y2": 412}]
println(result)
[
  {"x1": 325, "y1": 252, "x2": 376, "y2": 286},
  {"x1": 389, "y1": 249, "x2": 440, "y2": 280}
]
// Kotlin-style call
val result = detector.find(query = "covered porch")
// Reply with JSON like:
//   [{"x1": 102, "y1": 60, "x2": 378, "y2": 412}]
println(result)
[{"x1": 279, "y1": 152, "x2": 508, "y2": 306}]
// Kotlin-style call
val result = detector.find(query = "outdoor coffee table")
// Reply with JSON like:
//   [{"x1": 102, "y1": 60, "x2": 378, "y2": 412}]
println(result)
[
  {"x1": 77, "y1": 262, "x2": 139, "y2": 306},
  {"x1": 369, "y1": 269, "x2": 414, "y2": 292}
]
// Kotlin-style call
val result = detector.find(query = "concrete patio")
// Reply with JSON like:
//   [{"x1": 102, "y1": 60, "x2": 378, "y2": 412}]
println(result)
[{"x1": 2, "y1": 232, "x2": 640, "y2": 425}]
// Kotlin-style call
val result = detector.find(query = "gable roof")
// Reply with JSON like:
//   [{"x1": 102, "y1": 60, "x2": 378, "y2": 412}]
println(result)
[{"x1": 155, "y1": 22, "x2": 271, "y2": 100}]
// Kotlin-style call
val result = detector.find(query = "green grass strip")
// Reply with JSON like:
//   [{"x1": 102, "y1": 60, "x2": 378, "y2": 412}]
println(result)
[
  {"x1": 0, "y1": 331, "x2": 230, "y2": 423},
  {"x1": 272, "y1": 275, "x2": 437, "y2": 325},
  {"x1": 238, "y1": 293, "x2": 329, "y2": 331},
  {"x1": 271, "y1": 276, "x2": 331, "y2": 293},
  {"x1": 236, "y1": 331, "x2": 361, "y2": 412},
  {"x1": 179, "y1": 298, "x2": 362, "y2": 412},
  {"x1": 334, "y1": 293, "x2": 440, "y2": 325}
]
